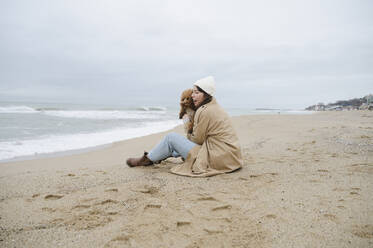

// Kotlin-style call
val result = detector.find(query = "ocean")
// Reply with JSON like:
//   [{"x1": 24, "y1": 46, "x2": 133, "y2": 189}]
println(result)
[{"x1": 0, "y1": 101, "x2": 312, "y2": 162}]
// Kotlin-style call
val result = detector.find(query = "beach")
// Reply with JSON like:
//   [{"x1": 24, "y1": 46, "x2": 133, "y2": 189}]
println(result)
[{"x1": 0, "y1": 111, "x2": 372, "y2": 247}]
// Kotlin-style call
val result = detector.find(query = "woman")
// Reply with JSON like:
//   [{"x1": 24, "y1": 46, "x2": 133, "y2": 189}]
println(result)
[{"x1": 126, "y1": 76, "x2": 242, "y2": 177}]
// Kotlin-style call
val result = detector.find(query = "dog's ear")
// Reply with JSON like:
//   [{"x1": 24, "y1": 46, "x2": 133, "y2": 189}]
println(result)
[
  {"x1": 188, "y1": 89, "x2": 193, "y2": 97},
  {"x1": 190, "y1": 98, "x2": 196, "y2": 110}
]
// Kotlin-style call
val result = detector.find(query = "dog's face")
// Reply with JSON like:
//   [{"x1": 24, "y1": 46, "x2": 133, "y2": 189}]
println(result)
[{"x1": 180, "y1": 89, "x2": 195, "y2": 108}]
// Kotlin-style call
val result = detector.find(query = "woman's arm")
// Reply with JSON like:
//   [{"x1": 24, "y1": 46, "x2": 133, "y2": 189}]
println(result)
[
  {"x1": 188, "y1": 107, "x2": 210, "y2": 145},
  {"x1": 182, "y1": 114, "x2": 191, "y2": 134}
]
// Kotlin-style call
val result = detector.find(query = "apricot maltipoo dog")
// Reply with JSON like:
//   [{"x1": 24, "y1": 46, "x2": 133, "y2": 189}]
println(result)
[{"x1": 179, "y1": 89, "x2": 196, "y2": 134}]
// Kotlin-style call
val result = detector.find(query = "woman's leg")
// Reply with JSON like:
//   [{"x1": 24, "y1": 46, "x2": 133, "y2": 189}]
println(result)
[
  {"x1": 147, "y1": 132, "x2": 196, "y2": 162},
  {"x1": 171, "y1": 150, "x2": 181, "y2": 158}
]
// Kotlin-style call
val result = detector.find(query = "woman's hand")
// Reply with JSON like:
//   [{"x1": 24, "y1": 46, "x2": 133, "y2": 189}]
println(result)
[{"x1": 182, "y1": 114, "x2": 189, "y2": 123}]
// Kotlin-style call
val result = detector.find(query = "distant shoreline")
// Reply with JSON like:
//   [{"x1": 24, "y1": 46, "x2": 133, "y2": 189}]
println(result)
[{"x1": 0, "y1": 103, "x2": 314, "y2": 162}]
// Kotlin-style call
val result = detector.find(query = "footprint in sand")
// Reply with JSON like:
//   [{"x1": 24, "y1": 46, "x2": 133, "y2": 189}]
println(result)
[
  {"x1": 96, "y1": 170, "x2": 107, "y2": 175},
  {"x1": 41, "y1": 207, "x2": 56, "y2": 213},
  {"x1": 53, "y1": 209, "x2": 114, "y2": 230},
  {"x1": 249, "y1": 174, "x2": 260, "y2": 178},
  {"x1": 349, "y1": 163, "x2": 373, "y2": 174},
  {"x1": 111, "y1": 233, "x2": 131, "y2": 242},
  {"x1": 352, "y1": 224, "x2": 373, "y2": 238},
  {"x1": 239, "y1": 177, "x2": 249, "y2": 181},
  {"x1": 197, "y1": 196, "x2": 218, "y2": 201},
  {"x1": 211, "y1": 204, "x2": 232, "y2": 211},
  {"x1": 96, "y1": 199, "x2": 119, "y2": 205},
  {"x1": 241, "y1": 173, "x2": 276, "y2": 180},
  {"x1": 131, "y1": 185, "x2": 159, "y2": 195},
  {"x1": 44, "y1": 194, "x2": 64, "y2": 200},
  {"x1": 80, "y1": 197, "x2": 98, "y2": 203},
  {"x1": 265, "y1": 214, "x2": 277, "y2": 219},
  {"x1": 330, "y1": 153, "x2": 338, "y2": 158},
  {"x1": 249, "y1": 175, "x2": 261, "y2": 178},
  {"x1": 323, "y1": 214, "x2": 338, "y2": 223},
  {"x1": 72, "y1": 204, "x2": 91, "y2": 210},
  {"x1": 106, "y1": 233, "x2": 135, "y2": 247},
  {"x1": 144, "y1": 204, "x2": 162, "y2": 210},
  {"x1": 204, "y1": 227, "x2": 223, "y2": 234},
  {"x1": 177, "y1": 221, "x2": 191, "y2": 227},
  {"x1": 351, "y1": 187, "x2": 361, "y2": 191},
  {"x1": 360, "y1": 135, "x2": 370, "y2": 139},
  {"x1": 143, "y1": 203, "x2": 163, "y2": 214},
  {"x1": 267, "y1": 172, "x2": 278, "y2": 176},
  {"x1": 105, "y1": 188, "x2": 119, "y2": 192},
  {"x1": 309, "y1": 180, "x2": 321, "y2": 183}
]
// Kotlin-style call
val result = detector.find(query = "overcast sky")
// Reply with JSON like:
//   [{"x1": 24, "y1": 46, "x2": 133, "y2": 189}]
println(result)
[{"x1": 0, "y1": 0, "x2": 372, "y2": 109}]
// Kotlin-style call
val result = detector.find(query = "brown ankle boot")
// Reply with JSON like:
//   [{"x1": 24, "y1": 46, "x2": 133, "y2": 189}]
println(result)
[{"x1": 126, "y1": 152, "x2": 154, "y2": 167}]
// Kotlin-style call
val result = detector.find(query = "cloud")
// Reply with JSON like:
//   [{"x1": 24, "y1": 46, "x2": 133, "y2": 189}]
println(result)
[{"x1": 0, "y1": 0, "x2": 372, "y2": 108}]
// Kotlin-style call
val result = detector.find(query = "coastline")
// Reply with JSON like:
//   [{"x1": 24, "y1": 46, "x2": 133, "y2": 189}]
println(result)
[
  {"x1": 0, "y1": 143, "x2": 113, "y2": 164},
  {"x1": 0, "y1": 100, "x2": 313, "y2": 162},
  {"x1": 0, "y1": 111, "x2": 372, "y2": 247},
  {"x1": 0, "y1": 112, "x2": 313, "y2": 165}
]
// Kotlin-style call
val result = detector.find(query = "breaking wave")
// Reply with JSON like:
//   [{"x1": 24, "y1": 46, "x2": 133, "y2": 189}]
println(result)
[
  {"x1": 0, "y1": 119, "x2": 181, "y2": 161},
  {"x1": 0, "y1": 105, "x2": 169, "y2": 120},
  {"x1": 0, "y1": 106, "x2": 38, "y2": 114}
]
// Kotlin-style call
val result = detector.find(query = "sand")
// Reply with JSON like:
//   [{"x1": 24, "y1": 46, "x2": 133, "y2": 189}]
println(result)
[{"x1": 0, "y1": 111, "x2": 372, "y2": 247}]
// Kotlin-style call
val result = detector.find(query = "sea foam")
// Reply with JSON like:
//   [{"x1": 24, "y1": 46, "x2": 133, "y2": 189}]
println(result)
[
  {"x1": 43, "y1": 110, "x2": 167, "y2": 120},
  {"x1": 0, "y1": 106, "x2": 38, "y2": 114},
  {"x1": 0, "y1": 119, "x2": 181, "y2": 161},
  {"x1": 0, "y1": 105, "x2": 169, "y2": 120}
]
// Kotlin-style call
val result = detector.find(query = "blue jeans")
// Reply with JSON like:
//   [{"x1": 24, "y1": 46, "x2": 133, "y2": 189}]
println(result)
[{"x1": 147, "y1": 132, "x2": 196, "y2": 162}]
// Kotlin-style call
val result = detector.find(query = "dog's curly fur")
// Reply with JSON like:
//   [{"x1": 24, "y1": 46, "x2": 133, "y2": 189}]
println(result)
[{"x1": 179, "y1": 89, "x2": 196, "y2": 134}]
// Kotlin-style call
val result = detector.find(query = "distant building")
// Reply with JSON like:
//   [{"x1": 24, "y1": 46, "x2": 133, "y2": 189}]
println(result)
[
  {"x1": 326, "y1": 105, "x2": 342, "y2": 111},
  {"x1": 360, "y1": 94, "x2": 373, "y2": 110},
  {"x1": 315, "y1": 103, "x2": 325, "y2": 111},
  {"x1": 365, "y1": 94, "x2": 373, "y2": 104},
  {"x1": 306, "y1": 94, "x2": 373, "y2": 111}
]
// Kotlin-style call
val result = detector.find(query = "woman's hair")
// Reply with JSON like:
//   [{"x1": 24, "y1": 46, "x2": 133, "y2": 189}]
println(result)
[{"x1": 196, "y1": 86, "x2": 213, "y2": 108}]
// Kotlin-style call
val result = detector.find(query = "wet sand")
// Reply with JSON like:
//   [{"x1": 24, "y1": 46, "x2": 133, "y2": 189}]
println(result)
[{"x1": 0, "y1": 111, "x2": 372, "y2": 247}]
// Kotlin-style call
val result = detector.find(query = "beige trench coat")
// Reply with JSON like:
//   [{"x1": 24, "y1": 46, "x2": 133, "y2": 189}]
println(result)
[{"x1": 170, "y1": 98, "x2": 243, "y2": 177}]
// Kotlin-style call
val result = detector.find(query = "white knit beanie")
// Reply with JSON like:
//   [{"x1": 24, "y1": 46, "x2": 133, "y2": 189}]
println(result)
[{"x1": 193, "y1": 76, "x2": 216, "y2": 96}]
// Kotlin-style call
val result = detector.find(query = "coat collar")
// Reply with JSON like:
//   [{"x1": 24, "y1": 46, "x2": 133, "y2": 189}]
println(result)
[{"x1": 200, "y1": 97, "x2": 217, "y2": 109}]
